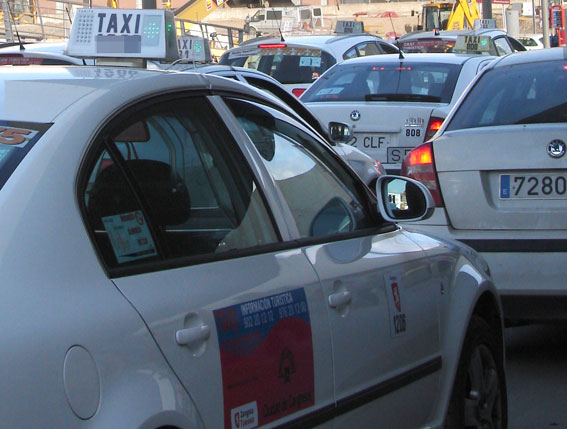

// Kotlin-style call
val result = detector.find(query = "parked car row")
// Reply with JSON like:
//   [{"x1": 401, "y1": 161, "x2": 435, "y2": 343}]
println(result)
[{"x1": 0, "y1": 8, "x2": 508, "y2": 428}]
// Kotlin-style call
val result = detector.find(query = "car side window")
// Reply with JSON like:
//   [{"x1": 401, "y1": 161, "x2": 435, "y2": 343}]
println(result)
[
  {"x1": 355, "y1": 42, "x2": 381, "y2": 57},
  {"x1": 225, "y1": 98, "x2": 377, "y2": 239},
  {"x1": 493, "y1": 37, "x2": 512, "y2": 55},
  {"x1": 379, "y1": 41, "x2": 399, "y2": 54},
  {"x1": 82, "y1": 96, "x2": 279, "y2": 271}
]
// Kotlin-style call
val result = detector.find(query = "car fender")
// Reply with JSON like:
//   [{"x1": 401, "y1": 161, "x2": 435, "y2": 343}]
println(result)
[
  {"x1": 434, "y1": 252, "x2": 503, "y2": 427},
  {"x1": 403, "y1": 230, "x2": 503, "y2": 427}
]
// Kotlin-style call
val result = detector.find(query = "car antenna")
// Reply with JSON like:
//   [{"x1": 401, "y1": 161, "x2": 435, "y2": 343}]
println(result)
[
  {"x1": 274, "y1": 7, "x2": 285, "y2": 42},
  {"x1": 6, "y1": 1, "x2": 25, "y2": 51},
  {"x1": 388, "y1": 13, "x2": 404, "y2": 59}
]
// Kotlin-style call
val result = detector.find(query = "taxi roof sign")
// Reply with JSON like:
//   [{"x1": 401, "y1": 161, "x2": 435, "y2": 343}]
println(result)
[
  {"x1": 177, "y1": 36, "x2": 212, "y2": 63},
  {"x1": 453, "y1": 35, "x2": 495, "y2": 55},
  {"x1": 66, "y1": 8, "x2": 179, "y2": 62}
]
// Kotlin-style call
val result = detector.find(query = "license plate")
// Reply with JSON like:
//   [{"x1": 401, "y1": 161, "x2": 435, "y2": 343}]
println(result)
[
  {"x1": 351, "y1": 134, "x2": 391, "y2": 151},
  {"x1": 387, "y1": 147, "x2": 413, "y2": 164},
  {"x1": 500, "y1": 173, "x2": 567, "y2": 199}
]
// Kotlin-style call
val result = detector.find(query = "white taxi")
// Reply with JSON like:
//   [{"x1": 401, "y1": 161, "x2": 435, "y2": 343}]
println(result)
[
  {"x1": 301, "y1": 52, "x2": 496, "y2": 173},
  {"x1": 2, "y1": 7, "x2": 506, "y2": 428},
  {"x1": 401, "y1": 48, "x2": 566, "y2": 325}
]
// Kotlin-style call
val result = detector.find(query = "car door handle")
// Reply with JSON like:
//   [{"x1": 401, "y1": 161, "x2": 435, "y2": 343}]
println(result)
[
  {"x1": 176, "y1": 325, "x2": 211, "y2": 346},
  {"x1": 328, "y1": 291, "x2": 352, "y2": 308}
]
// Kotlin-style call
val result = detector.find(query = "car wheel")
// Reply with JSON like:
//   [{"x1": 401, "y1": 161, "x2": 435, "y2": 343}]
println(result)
[{"x1": 445, "y1": 315, "x2": 507, "y2": 429}]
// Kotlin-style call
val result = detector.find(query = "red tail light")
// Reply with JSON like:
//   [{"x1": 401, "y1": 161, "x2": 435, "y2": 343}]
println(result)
[
  {"x1": 292, "y1": 88, "x2": 306, "y2": 98},
  {"x1": 258, "y1": 43, "x2": 287, "y2": 49},
  {"x1": 401, "y1": 142, "x2": 443, "y2": 207},
  {"x1": 424, "y1": 116, "x2": 444, "y2": 141}
]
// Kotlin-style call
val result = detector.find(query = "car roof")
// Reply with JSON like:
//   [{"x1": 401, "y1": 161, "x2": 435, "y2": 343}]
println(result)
[
  {"x1": 487, "y1": 46, "x2": 563, "y2": 68},
  {"x1": 336, "y1": 52, "x2": 491, "y2": 66},
  {"x1": 400, "y1": 28, "x2": 508, "y2": 41},
  {"x1": 0, "y1": 65, "x2": 267, "y2": 122},
  {"x1": 0, "y1": 41, "x2": 93, "y2": 65},
  {"x1": 237, "y1": 33, "x2": 395, "y2": 55}
]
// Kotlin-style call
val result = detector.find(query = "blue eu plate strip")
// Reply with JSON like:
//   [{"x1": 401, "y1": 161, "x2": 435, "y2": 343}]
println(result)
[{"x1": 500, "y1": 174, "x2": 510, "y2": 199}]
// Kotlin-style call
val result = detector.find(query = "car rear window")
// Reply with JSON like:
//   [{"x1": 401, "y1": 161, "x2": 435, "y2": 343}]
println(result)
[
  {"x1": 301, "y1": 61, "x2": 461, "y2": 103},
  {"x1": 399, "y1": 38, "x2": 456, "y2": 53},
  {"x1": 219, "y1": 46, "x2": 336, "y2": 84},
  {"x1": 446, "y1": 60, "x2": 567, "y2": 130}
]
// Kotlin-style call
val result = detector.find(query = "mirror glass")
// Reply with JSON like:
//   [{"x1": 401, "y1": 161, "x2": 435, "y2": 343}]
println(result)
[
  {"x1": 328, "y1": 122, "x2": 351, "y2": 143},
  {"x1": 382, "y1": 178, "x2": 427, "y2": 220}
]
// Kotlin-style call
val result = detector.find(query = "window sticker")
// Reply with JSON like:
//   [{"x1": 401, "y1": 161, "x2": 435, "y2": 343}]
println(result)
[
  {"x1": 0, "y1": 126, "x2": 39, "y2": 148},
  {"x1": 102, "y1": 210, "x2": 157, "y2": 264},
  {"x1": 384, "y1": 270, "x2": 407, "y2": 337},
  {"x1": 315, "y1": 87, "x2": 343, "y2": 96},
  {"x1": 214, "y1": 288, "x2": 315, "y2": 429},
  {"x1": 299, "y1": 56, "x2": 321, "y2": 67}
]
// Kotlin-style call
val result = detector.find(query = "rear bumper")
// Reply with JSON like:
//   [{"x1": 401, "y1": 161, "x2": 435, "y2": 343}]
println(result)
[
  {"x1": 404, "y1": 210, "x2": 567, "y2": 322},
  {"x1": 501, "y1": 294, "x2": 567, "y2": 325}
]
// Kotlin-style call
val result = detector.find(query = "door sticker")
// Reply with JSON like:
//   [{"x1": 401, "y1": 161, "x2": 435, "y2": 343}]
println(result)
[
  {"x1": 384, "y1": 271, "x2": 407, "y2": 337},
  {"x1": 214, "y1": 288, "x2": 314, "y2": 429},
  {"x1": 102, "y1": 210, "x2": 157, "y2": 263}
]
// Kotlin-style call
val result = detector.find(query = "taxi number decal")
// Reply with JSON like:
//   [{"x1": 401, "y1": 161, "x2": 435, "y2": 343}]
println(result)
[
  {"x1": 214, "y1": 288, "x2": 314, "y2": 429},
  {"x1": 0, "y1": 127, "x2": 33, "y2": 146},
  {"x1": 384, "y1": 271, "x2": 408, "y2": 337}
]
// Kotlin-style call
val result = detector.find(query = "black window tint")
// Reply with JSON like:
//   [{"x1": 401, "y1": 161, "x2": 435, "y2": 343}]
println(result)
[
  {"x1": 379, "y1": 42, "x2": 399, "y2": 54},
  {"x1": 83, "y1": 97, "x2": 279, "y2": 271},
  {"x1": 302, "y1": 62, "x2": 461, "y2": 103},
  {"x1": 226, "y1": 99, "x2": 376, "y2": 238},
  {"x1": 446, "y1": 61, "x2": 567, "y2": 130}
]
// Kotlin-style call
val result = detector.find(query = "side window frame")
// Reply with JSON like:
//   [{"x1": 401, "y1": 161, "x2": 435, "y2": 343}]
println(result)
[
  {"x1": 221, "y1": 97, "x2": 389, "y2": 243},
  {"x1": 78, "y1": 92, "x2": 283, "y2": 278}
]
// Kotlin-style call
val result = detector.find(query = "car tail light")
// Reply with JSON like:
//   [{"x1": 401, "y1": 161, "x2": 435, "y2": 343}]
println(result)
[
  {"x1": 258, "y1": 43, "x2": 287, "y2": 49},
  {"x1": 401, "y1": 142, "x2": 444, "y2": 207},
  {"x1": 424, "y1": 116, "x2": 444, "y2": 141},
  {"x1": 292, "y1": 88, "x2": 306, "y2": 98}
]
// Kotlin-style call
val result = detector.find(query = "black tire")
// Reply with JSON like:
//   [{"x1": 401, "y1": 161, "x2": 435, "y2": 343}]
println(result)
[{"x1": 445, "y1": 315, "x2": 508, "y2": 429}]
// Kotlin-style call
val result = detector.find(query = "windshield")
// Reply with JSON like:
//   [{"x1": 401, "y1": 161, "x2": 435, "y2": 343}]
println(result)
[
  {"x1": 0, "y1": 121, "x2": 51, "y2": 190},
  {"x1": 220, "y1": 46, "x2": 336, "y2": 84},
  {"x1": 301, "y1": 61, "x2": 461, "y2": 103}
]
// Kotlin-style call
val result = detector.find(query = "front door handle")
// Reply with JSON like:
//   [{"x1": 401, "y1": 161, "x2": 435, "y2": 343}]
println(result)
[
  {"x1": 328, "y1": 291, "x2": 352, "y2": 308},
  {"x1": 176, "y1": 325, "x2": 211, "y2": 346}
]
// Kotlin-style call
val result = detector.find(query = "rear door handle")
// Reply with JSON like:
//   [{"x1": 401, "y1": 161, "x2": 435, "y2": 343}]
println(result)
[
  {"x1": 176, "y1": 325, "x2": 211, "y2": 346},
  {"x1": 328, "y1": 291, "x2": 352, "y2": 308}
]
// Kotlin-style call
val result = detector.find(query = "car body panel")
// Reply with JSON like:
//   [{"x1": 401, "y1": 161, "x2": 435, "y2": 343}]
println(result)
[{"x1": 304, "y1": 229, "x2": 442, "y2": 427}]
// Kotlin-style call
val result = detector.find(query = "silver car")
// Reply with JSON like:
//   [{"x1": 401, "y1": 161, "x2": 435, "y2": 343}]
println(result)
[
  {"x1": 301, "y1": 53, "x2": 496, "y2": 173},
  {"x1": 218, "y1": 33, "x2": 399, "y2": 97},
  {"x1": 401, "y1": 48, "x2": 567, "y2": 324}
]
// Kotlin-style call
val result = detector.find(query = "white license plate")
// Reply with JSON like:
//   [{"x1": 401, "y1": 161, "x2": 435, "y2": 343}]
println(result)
[
  {"x1": 500, "y1": 173, "x2": 567, "y2": 199},
  {"x1": 351, "y1": 134, "x2": 391, "y2": 151}
]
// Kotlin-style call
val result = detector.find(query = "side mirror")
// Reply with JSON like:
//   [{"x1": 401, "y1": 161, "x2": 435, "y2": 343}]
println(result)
[
  {"x1": 328, "y1": 121, "x2": 352, "y2": 144},
  {"x1": 376, "y1": 175, "x2": 434, "y2": 222}
]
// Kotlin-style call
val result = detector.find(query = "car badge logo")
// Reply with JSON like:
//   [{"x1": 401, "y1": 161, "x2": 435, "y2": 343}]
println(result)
[
  {"x1": 547, "y1": 140, "x2": 566, "y2": 158},
  {"x1": 350, "y1": 110, "x2": 361, "y2": 121}
]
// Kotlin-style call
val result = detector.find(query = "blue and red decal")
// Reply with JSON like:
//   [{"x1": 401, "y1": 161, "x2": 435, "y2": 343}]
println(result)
[{"x1": 214, "y1": 288, "x2": 314, "y2": 429}]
